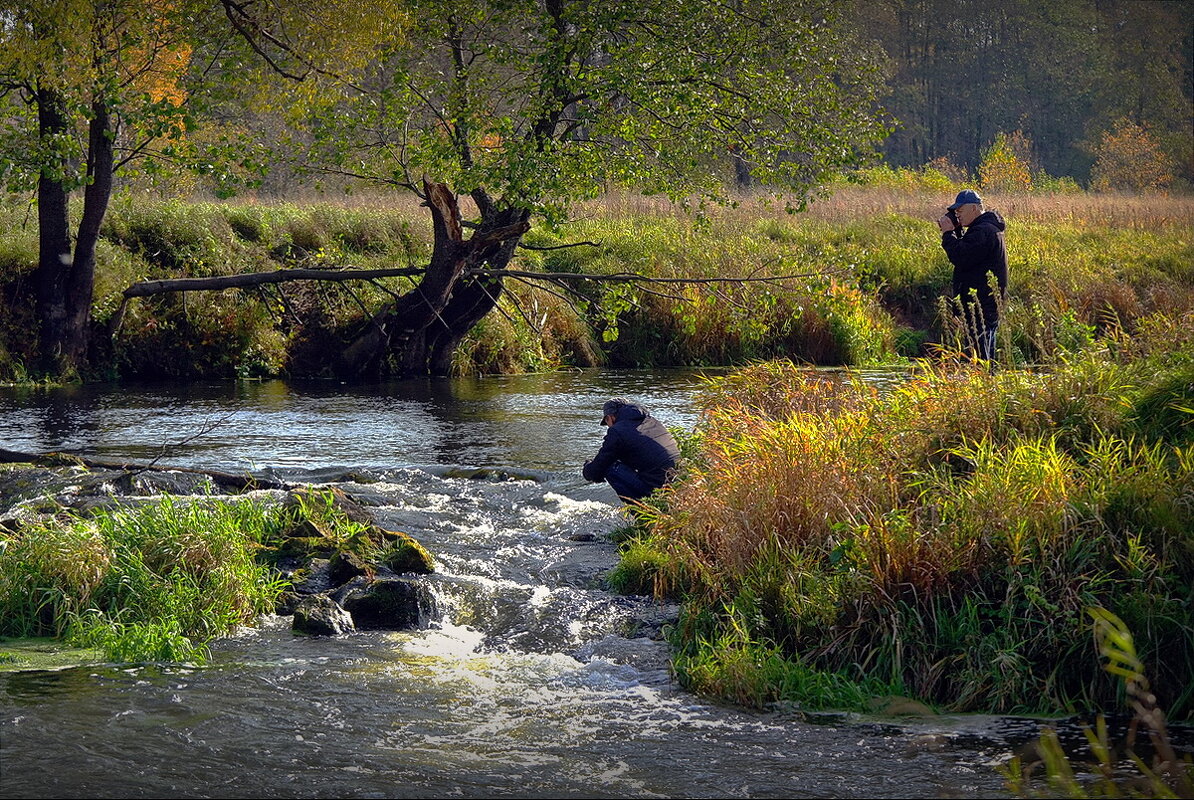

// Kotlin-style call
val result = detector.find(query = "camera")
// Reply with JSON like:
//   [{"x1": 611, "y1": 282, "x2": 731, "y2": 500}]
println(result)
[{"x1": 945, "y1": 209, "x2": 960, "y2": 227}]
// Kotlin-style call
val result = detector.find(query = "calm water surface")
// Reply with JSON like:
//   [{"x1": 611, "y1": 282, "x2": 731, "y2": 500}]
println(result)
[{"x1": 0, "y1": 370, "x2": 1070, "y2": 798}]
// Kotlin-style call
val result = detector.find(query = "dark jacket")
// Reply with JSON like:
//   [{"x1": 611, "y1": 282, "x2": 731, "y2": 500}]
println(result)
[
  {"x1": 941, "y1": 210, "x2": 1009, "y2": 322},
  {"x1": 582, "y1": 402, "x2": 680, "y2": 488}
]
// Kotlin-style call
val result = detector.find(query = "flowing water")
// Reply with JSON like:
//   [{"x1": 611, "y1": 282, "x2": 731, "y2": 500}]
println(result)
[{"x1": 0, "y1": 369, "x2": 1097, "y2": 798}]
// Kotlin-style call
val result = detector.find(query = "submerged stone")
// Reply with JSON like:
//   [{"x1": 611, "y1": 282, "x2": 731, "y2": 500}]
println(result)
[
  {"x1": 440, "y1": 467, "x2": 541, "y2": 482},
  {"x1": 0, "y1": 637, "x2": 104, "y2": 672},
  {"x1": 292, "y1": 595, "x2": 356, "y2": 636}
]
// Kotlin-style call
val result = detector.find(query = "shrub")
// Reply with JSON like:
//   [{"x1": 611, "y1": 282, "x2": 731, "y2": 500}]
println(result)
[
  {"x1": 979, "y1": 132, "x2": 1035, "y2": 194},
  {"x1": 1090, "y1": 118, "x2": 1174, "y2": 193}
]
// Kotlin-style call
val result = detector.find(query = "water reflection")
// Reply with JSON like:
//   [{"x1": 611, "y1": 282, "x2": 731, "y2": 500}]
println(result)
[
  {"x1": 0, "y1": 370, "x2": 720, "y2": 473},
  {"x1": 0, "y1": 383, "x2": 103, "y2": 453}
]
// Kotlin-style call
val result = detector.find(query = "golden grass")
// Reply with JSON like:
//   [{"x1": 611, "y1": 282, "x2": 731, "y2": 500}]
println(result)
[
  {"x1": 217, "y1": 184, "x2": 1194, "y2": 230},
  {"x1": 634, "y1": 335, "x2": 1194, "y2": 715},
  {"x1": 580, "y1": 186, "x2": 1194, "y2": 229}
]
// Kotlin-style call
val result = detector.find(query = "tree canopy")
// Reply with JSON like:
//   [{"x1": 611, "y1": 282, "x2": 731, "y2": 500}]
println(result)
[
  {"x1": 291, "y1": 0, "x2": 887, "y2": 215},
  {"x1": 190, "y1": 0, "x2": 890, "y2": 377},
  {"x1": 0, "y1": 0, "x2": 405, "y2": 375}
]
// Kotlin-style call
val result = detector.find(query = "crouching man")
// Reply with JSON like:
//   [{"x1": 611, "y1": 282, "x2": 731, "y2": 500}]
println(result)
[{"x1": 583, "y1": 398, "x2": 680, "y2": 504}]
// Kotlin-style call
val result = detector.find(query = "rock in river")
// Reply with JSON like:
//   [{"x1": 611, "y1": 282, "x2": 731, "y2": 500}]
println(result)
[{"x1": 292, "y1": 594, "x2": 357, "y2": 636}]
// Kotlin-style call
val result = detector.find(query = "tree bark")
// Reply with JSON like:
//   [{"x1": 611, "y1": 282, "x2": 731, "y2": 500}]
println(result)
[
  {"x1": 33, "y1": 88, "x2": 74, "y2": 376},
  {"x1": 336, "y1": 181, "x2": 530, "y2": 378},
  {"x1": 68, "y1": 99, "x2": 115, "y2": 369},
  {"x1": 425, "y1": 208, "x2": 529, "y2": 375},
  {"x1": 31, "y1": 92, "x2": 115, "y2": 377}
]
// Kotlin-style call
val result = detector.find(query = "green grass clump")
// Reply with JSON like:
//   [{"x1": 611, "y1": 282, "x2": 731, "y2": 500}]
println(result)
[
  {"x1": 617, "y1": 314, "x2": 1194, "y2": 716},
  {"x1": 0, "y1": 497, "x2": 290, "y2": 663}
]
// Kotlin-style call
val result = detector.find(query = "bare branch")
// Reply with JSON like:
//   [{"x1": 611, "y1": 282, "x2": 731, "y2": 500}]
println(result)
[
  {"x1": 129, "y1": 410, "x2": 241, "y2": 478},
  {"x1": 219, "y1": 0, "x2": 368, "y2": 91},
  {"x1": 220, "y1": 0, "x2": 306, "y2": 81},
  {"x1": 468, "y1": 267, "x2": 841, "y2": 286},
  {"x1": 122, "y1": 266, "x2": 426, "y2": 298},
  {"x1": 506, "y1": 274, "x2": 587, "y2": 315},
  {"x1": 517, "y1": 240, "x2": 601, "y2": 251}
]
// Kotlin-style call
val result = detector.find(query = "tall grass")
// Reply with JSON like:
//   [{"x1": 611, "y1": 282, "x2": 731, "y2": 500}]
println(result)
[
  {"x1": 534, "y1": 192, "x2": 1192, "y2": 367},
  {"x1": 0, "y1": 497, "x2": 290, "y2": 662},
  {"x1": 1004, "y1": 609, "x2": 1193, "y2": 798},
  {"x1": 617, "y1": 312, "x2": 1194, "y2": 716}
]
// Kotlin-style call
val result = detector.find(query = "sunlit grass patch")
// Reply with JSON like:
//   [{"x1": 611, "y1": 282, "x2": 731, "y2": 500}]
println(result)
[
  {"x1": 620, "y1": 320, "x2": 1194, "y2": 715},
  {"x1": 0, "y1": 497, "x2": 290, "y2": 663}
]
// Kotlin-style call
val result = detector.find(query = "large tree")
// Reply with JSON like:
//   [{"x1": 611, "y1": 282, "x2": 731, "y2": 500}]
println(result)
[
  {"x1": 0, "y1": 0, "x2": 403, "y2": 377},
  {"x1": 270, "y1": 0, "x2": 888, "y2": 376},
  {"x1": 0, "y1": 0, "x2": 193, "y2": 376}
]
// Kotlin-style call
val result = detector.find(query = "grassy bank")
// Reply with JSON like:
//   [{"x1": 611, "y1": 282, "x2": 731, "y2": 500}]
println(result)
[
  {"x1": 0, "y1": 488, "x2": 421, "y2": 663},
  {"x1": 610, "y1": 310, "x2": 1193, "y2": 718},
  {"x1": 0, "y1": 496, "x2": 286, "y2": 662},
  {"x1": 1, "y1": 189, "x2": 1190, "y2": 380}
]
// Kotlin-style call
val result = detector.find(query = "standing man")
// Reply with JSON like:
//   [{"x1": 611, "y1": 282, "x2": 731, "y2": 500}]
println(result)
[
  {"x1": 583, "y1": 398, "x2": 680, "y2": 504},
  {"x1": 937, "y1": 189, "x2": 1009, "y2": 363}
]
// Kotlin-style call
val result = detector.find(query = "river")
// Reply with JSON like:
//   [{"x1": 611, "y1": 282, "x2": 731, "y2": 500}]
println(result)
[{"x1": 0, "y1": 369, "x2": 1071, "y2": 798}]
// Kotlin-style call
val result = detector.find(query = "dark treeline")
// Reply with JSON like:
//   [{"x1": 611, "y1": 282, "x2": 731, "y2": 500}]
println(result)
[{"x1": 852, "y1": 0, "x2": 1193, "y2": 184}]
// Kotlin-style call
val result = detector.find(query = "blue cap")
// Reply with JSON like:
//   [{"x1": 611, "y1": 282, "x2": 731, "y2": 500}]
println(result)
[{"x1": 948, "y1": 189, "x2": 983, "y2": 210}]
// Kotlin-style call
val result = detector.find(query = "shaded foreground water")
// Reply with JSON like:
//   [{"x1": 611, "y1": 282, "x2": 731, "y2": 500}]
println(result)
[{"x1": 0, "y1": 369, "x2": 1137, "y2": 798}]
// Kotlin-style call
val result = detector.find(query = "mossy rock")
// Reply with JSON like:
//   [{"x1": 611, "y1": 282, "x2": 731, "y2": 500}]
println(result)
[
  {"x1": 280, "y1": 516, "x2": 338, "y2": 540},
  {"x1": 340, "y1": 577, "x2": 437, "y2": 630},
  {"x1": 272, "y1": 535, "x2": 338, "y2": 561},
  {"x1": 328, "y1": 550, "x2": 375, "y2": 584},
  {"x1": 376, "y1": 529, "x2": 434, "y2": 574},
  {"x1": 271, "y1": 486, "x2": 435, "y2": 575}
]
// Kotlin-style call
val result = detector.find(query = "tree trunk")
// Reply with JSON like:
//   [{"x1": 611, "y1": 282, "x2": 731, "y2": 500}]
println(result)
[
  {"x1": 68, "y1": 100, "x2": 115, "y2": 368},
  {"x1": 425, "y1": 209, "x2": 529, "y2": 375},
  {"x1": 32, "y1": 92, "x2": 114, "y2": 377},
  {"x1": 336, "y1": 182, "x2": 530, "y2": 378},
  {"x1": 33, "y1": 89, "x2": 74, "y2": 376}
]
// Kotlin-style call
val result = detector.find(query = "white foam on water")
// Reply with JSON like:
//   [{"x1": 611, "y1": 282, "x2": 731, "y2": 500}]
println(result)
[{"x1": 399, "y1": 621, "x2": 488, "y2": 660}]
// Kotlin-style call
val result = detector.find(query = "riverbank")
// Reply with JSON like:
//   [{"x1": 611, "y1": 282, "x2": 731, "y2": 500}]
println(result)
[
  {"x1": 1, "y1": 190, "x2": 1190, "y2": 381},
  {"x1": 610, "y1": 310, "x2": 1193, "y2": 721}
]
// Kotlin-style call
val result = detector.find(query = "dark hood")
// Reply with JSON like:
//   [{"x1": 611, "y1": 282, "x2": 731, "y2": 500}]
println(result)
[
  {"x1": 613, "y1": 403, "x2": 649, "y2": 424},
  {"x1": 972, "y1": 210, "x2": 1006, "y2": 232}
]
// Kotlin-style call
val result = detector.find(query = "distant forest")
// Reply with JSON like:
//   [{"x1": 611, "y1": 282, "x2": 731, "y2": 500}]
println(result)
[{"x1": 853, "y1": 0, "x2": 1193, "y2": 186}]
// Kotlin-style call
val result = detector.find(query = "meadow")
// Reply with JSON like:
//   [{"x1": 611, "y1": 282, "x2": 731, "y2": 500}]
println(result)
[{"x1": 1, "y1": 185, "x2": 1190, "y2": 380}]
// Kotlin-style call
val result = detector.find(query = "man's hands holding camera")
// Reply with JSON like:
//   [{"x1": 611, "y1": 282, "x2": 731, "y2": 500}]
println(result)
[{"x1": 937, "y1": 209, "x2": 961, "y2": 233}]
